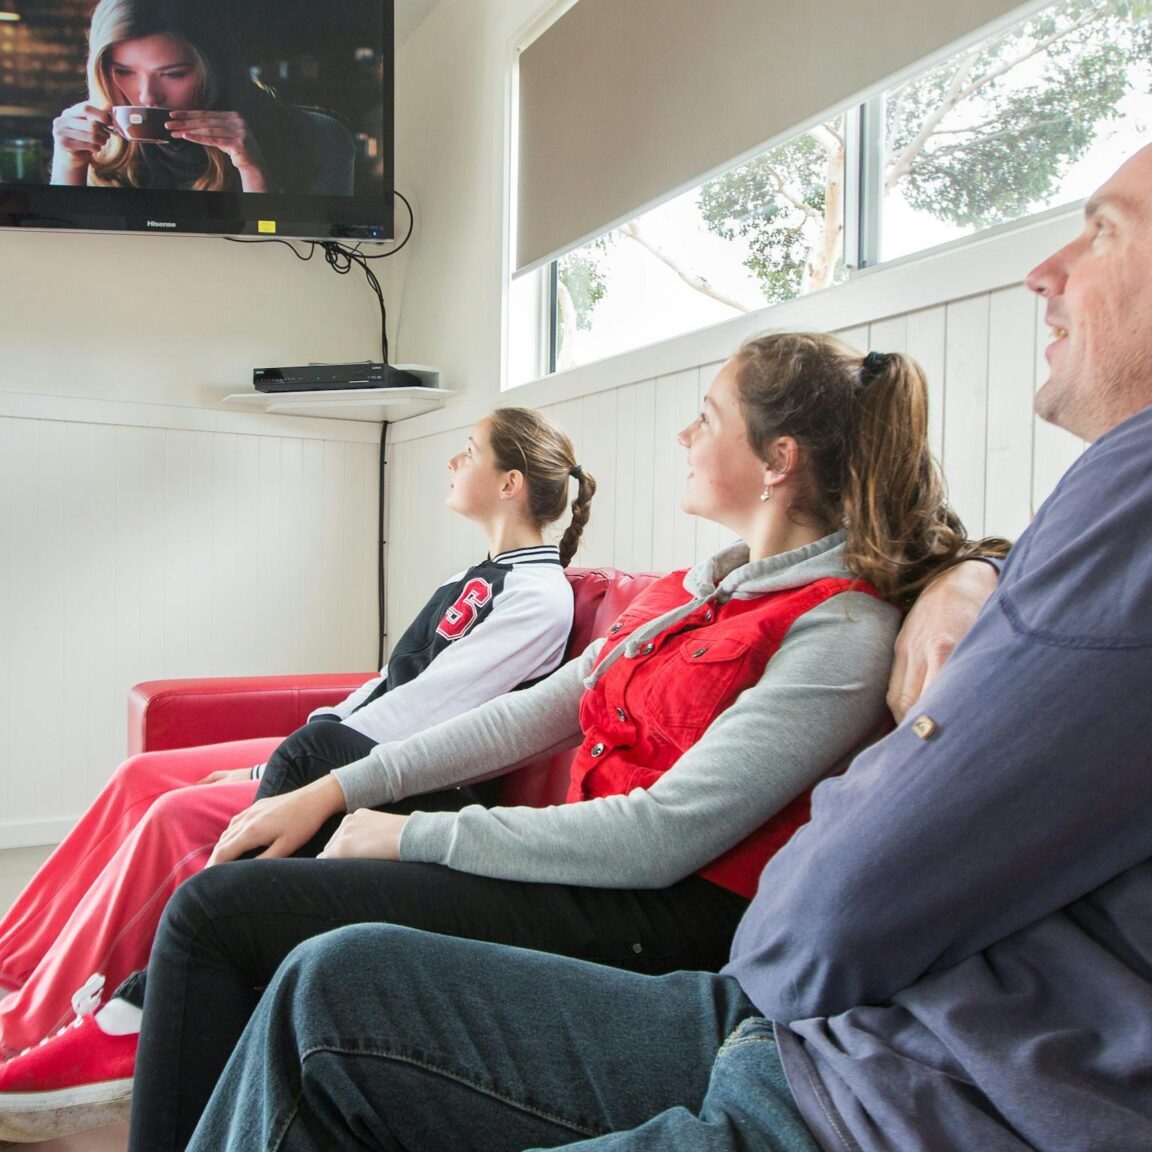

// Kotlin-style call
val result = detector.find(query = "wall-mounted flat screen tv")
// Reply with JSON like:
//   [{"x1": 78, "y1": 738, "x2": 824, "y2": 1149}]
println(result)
[{"x1": 0, "y1": 0, "x2": 393, "y2": 240}]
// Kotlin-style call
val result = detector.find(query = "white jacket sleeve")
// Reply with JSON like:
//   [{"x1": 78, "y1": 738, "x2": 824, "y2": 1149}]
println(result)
[
  {"x1": 337, "y1": 573, "x2": 572, "y2": 746},
  {"x1": 332, "y1": 641, "x2": 602, "y2": 810},
  {"x1": 309, "y1": 669, "x2": 388, "y2": 722}
]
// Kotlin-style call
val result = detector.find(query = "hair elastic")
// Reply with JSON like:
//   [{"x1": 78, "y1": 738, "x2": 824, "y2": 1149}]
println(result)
[
  {"x1": 570, "y1": 464, "x2": 585, "y2": 480},
  {"x1": 860, "y1": 351, "x2": 890, "y2": 383}
]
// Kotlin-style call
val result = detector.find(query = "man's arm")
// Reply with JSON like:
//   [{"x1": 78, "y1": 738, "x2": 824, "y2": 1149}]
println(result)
[
  {"x1": 886, "y1": 558, "x2": 1001, "y2": 722},
  {"x1": 728, "y1": 606, "x2": 1152, "y2": 1021}
]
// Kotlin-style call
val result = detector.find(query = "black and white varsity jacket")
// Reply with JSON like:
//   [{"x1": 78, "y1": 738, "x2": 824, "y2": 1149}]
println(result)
[{"x1": 313, "y1": 545, "x2": 572, "y2": 745}]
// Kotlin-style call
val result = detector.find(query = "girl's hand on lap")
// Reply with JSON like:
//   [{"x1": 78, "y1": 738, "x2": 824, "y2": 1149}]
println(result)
[
  {"x1": 208, "y1": 775, "x2": 346, "y2": 865},
  {"x1": 319, "y1": 810, "x2": 408, "y2": 861}
]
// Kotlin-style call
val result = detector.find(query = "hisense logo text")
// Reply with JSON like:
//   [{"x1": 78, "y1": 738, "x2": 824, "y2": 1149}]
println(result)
[{"x1": 147, "y1": 220, "x2": 177, "y2": 229}]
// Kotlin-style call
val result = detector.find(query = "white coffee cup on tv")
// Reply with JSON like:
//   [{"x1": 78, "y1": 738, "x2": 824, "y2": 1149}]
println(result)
[{"x1": 109, "y1": 106, "x2": 173, "y2": 143}]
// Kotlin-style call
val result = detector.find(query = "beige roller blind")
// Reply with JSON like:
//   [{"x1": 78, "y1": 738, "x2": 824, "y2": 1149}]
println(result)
[{"x1": 516, "y1": 0, "x2": 1032, "y2": 272}]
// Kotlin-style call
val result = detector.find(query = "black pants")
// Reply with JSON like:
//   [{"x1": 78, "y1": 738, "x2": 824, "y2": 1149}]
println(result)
[
  {"x1": 254, "y1": 714, "x2": 504, "y2": 846},
  {"x1": 127, "y1": 763, "x2": 750, "y2": 1150}
]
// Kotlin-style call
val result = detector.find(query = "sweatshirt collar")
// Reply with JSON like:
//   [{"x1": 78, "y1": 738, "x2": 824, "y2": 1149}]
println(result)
[
  {"x1": 490, "y1": 544, "x2": 562, "y2": 567},
  {"x1": 586, "y1": 531, "x2": 850, "y2": 687},
  {"x1": 686, "y1": 531, "x2": 849, "y2": 601}
]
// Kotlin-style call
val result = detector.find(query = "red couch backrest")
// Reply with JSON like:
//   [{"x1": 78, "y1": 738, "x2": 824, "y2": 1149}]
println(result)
[
  {"x1": 498, "y1": 565, "x2": 662, "y2": 807},
  {"x1": 126, "y1": 566, "x2": 665, "y2": 812}
]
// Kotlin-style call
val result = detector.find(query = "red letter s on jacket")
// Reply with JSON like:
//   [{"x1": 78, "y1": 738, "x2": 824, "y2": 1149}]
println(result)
[{"x1": 436, "y1": 577, "x2": 493, "y2": 640}]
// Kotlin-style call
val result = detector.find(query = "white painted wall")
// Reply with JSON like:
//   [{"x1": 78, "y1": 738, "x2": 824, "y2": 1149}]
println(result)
[
  {"x1": 388, "y1": 0, "x2": 542, "y2": 390},
  {"x1": 0, "y1": 187, "x2": 391, "y2": 847},
  {"x1": 0, "y1": 229, "x2": 386, "y2": 404},
  {"x1": 0, "y1": 400, "x2": 380, "y2": 847}
]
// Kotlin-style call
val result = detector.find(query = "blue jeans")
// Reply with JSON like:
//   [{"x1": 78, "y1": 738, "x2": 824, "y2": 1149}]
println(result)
[{"x1": 187, "y1": 924, "x2": 819, "y2": 1152}]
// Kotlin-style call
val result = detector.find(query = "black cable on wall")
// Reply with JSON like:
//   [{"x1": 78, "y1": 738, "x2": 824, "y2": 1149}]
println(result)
[
  {"x1": 227, "y1": 190, "x2": 414, "y2": 670},
  {"x1": 377, "y1": 418, "x2": 389, "y2": 668}
]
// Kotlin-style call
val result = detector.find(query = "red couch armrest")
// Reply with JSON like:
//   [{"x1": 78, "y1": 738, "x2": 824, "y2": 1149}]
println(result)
[{"x1": 127, "y1": 673, "x2": 375, "y2": 756}]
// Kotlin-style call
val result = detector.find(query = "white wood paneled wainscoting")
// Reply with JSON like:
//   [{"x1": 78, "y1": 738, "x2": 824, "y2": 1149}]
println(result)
[
  {"x1": 384, "y1": 207, "x2": 1087, "y2": 642},
  {"x1": 0, "y1": 395, "x2": 380, "y2": 848}
]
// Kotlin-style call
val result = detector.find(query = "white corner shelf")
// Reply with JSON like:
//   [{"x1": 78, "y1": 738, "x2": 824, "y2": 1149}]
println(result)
[{"x1": 223, "y1": 365, "x2": 453, "y2": 422}]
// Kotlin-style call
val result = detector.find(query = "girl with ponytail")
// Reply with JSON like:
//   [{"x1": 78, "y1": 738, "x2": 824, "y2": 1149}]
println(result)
[
  {"x1": 0, "y1": 406, "x2": 592, "y2": 1140},
  {"x1": 486, "y1": 406, "x2": 596, "y2": 567},
  {"x1": 731, "y1": 333, "x2": 1007, "y2": 607}
]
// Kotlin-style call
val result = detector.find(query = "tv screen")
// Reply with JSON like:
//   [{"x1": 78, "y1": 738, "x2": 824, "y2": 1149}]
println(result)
[{"x1": 0, "y1": 0, "x2": 394, "y2": 240}]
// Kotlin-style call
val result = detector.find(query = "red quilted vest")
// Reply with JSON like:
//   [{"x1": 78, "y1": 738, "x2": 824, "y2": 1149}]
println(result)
[{"x1": 567, "y1": 570, "x2": 883, "y2": 899}]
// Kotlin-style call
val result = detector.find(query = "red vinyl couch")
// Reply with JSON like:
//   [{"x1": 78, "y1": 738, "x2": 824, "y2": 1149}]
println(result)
[{"x1": 126, "y1": 566, "x2": 661, "y2": 807}]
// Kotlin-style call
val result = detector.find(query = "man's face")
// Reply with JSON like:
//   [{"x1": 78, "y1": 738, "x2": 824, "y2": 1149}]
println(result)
[{"x1": 1026, "y1": 145, "x2": 1152, "y2": 442}]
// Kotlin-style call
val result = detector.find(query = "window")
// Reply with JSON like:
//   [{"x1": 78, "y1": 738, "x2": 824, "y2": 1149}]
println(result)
[
  {"x1": 510, "y1": 0, "x2": 1152, "y2": 381},
  {"x1": 549, "y1": 115, "x2": 846, "y2": 372},
  {"x1": 873, "y1": 0, "x2": 1152, "y2": 262}
]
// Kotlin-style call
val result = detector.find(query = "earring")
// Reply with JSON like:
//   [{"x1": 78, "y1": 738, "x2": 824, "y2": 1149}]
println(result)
[{"x1": 760, "y1": 485, "x2": 772, "y2": 503}]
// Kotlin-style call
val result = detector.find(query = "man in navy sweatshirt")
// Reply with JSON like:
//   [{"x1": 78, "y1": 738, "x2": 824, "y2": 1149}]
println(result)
[{"x1": 184, "y1": 146, "x2": 1152, "y2": 1152}]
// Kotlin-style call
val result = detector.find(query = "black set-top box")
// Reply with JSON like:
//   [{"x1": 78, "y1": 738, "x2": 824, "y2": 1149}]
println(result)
[{"x1": 254, "y1": 363, "x2": 423, "y2": 393}]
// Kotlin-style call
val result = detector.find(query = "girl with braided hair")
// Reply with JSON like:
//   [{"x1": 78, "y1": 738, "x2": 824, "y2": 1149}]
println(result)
[{"x1": 0, "y1": 407, "x2": 593, "y2": 1143}]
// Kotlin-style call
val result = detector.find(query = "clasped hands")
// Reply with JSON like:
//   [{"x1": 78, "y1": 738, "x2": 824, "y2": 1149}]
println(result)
[{"x1": 207, "y1": 774, "x2": 409, "y2": 866}]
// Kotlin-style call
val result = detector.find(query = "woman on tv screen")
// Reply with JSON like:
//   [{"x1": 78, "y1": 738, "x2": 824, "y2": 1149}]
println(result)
[{"x1": 50, "y1": 0, "x2": 356, "y2": 196}]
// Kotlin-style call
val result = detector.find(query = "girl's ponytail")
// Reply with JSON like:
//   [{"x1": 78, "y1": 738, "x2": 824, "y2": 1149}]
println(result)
[
  {"x1": 733, "y1": 333, "x2": 1008, "y2": 606},
  {"x1": 558, "y1": 467, "x2": 597, "y2": 567},
  {"x1": 842, "y1": 352, "x2": 1008, "y2": 604},
  {"x1": 487, "y1": 408, "x2": 596, "y2": 568}
]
